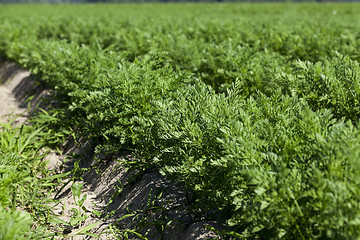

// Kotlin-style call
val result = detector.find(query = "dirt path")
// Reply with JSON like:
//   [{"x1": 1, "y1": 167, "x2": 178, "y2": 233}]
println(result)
[
  {"x1": 0, "y1": 60, "x2": 218, "y2": 240},
  {"x1": 0, "y1": 62, "x2": 29, "y2": 124},
  {"x1": 0, "y1": 85, "x2": 24, "y2": 120}
]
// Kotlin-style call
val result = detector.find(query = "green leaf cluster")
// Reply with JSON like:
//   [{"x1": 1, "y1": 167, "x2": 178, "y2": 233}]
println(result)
[{"x1": 2, "y1": 3, "x2": 360, "y2": 239}]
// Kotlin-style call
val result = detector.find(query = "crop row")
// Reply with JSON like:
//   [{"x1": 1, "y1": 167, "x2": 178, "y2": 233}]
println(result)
[{"x1": 1, "y1": 4, "x2": 360, "y2": 239}]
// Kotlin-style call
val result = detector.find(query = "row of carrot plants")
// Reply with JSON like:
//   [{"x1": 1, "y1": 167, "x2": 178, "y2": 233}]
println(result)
[{"x1": 1, "y1": 4, "x2": 360, "y2": 238}]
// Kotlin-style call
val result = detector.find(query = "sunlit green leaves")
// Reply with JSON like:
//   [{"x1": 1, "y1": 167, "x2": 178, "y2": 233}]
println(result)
[{"x1": 2, "y1": 3, "x2": 360, "y2": 239}]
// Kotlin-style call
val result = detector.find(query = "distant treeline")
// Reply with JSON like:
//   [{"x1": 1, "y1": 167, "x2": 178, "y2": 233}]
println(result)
[
  {"x1": 0, "y1": 0, "x2": 240, "y2": 2},
  {"x1": 1, "y1": 0, "x2": 358, "y2": 3}
]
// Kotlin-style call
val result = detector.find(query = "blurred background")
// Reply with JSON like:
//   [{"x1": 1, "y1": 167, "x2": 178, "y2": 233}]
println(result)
[{"x1": 1, "y1": 0, "x2": 358, "y2": 3}]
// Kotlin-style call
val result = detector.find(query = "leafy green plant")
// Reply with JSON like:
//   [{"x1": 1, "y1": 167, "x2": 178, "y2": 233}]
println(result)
[
  {"x1": 69, "y1": 183, "x2": 88, "y2": 227},
  {"x1": 0, "y1": 121, "x2": 63, "y2": 239},
  {"x1": 2, "y1": 3, "x2": 360, "y2": 239}
]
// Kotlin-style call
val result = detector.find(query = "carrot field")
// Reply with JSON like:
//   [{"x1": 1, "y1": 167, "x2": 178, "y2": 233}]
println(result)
[{"x1": 1, "y1": 3, "x2": 360, "y2": 239}]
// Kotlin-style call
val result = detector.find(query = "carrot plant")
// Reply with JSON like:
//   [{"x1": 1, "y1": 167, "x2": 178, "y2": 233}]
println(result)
[{"x1": 2, "y1": 3, "x2": 360, "y2": 239}]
